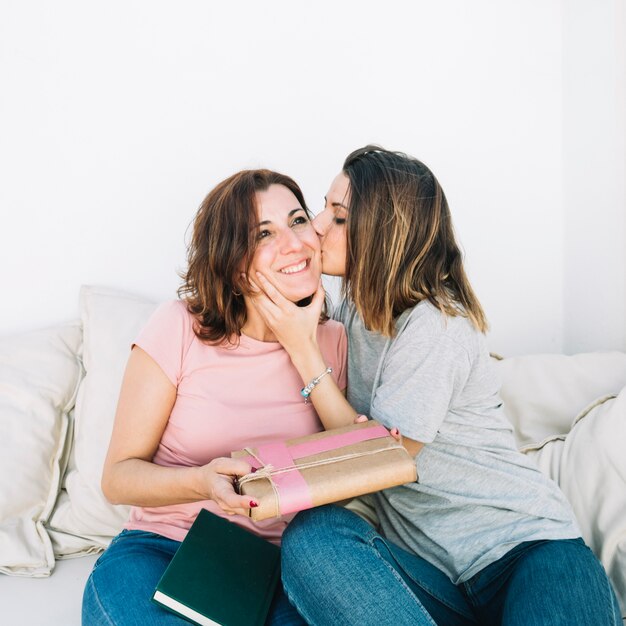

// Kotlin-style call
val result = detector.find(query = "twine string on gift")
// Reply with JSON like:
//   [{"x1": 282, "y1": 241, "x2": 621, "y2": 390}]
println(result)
[
  {"x1": 237, "y1": 442, "x2": 407, "y2": 489},
  {"x1": 236, "y1": 424, "x2": 414, "y2": 517},
  {"x1": 238, "y1": 449, "x2": 283, "y2": 508}
]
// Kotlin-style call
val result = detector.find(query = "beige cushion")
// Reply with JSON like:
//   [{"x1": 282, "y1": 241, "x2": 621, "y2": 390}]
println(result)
[
  {"x1": 343, "y1": 494, "x2": 380, "y2": 530},
  {"x1": 494, "y1": 352, "x2": 626, "y2": 447},
  {"x1": 49, "y1": 286, "x2": 158, "y2": 553},
  {"x1": 524, "y1": 391, "x2": 626, "y2": 617},
  {"x1": 0, "y1": 324, "x2": 82, "y2": 576}
]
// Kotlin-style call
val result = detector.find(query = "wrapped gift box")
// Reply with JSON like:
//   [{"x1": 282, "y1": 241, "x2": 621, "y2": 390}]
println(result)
[{"x1": 232, "y1": 420, "x2": 417, "y2": 521}]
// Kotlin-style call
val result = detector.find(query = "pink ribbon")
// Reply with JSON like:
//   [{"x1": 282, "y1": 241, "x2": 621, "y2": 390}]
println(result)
[
  {"x1": 242, "y1": 424, "x2": 390, "y2": 516},
  {"x1": 289, "y1": 424, "x2": 389, "y2": 460}
]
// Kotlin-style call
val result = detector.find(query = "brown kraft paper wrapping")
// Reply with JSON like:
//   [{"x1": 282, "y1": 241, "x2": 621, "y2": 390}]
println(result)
[{"x1": 232, "y1": 420, "x2": 418, "y2": 522}]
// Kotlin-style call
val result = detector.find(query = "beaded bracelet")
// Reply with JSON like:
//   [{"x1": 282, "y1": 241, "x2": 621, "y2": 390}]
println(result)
[{"x1": 300, "y1": 366, "x2": 333, "y2": 403}]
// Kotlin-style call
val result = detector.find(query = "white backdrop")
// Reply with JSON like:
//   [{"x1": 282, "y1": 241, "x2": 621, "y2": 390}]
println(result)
[{"x1": 1, "y1": 0, "x2": 624, "y2": 356}]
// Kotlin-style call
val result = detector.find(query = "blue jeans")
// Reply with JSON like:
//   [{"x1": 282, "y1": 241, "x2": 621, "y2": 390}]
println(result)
[
  {"x1": 281, "y1": 505, "x2": 622, "y2": 626},
  {"x1": 82, "y1": 529, "x2": 306, "y2": 626}
]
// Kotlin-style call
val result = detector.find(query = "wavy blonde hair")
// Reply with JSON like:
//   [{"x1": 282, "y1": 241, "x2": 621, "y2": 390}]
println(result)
[{"x1": 342, "y1": 146, "x2": 488, "y2": 336}]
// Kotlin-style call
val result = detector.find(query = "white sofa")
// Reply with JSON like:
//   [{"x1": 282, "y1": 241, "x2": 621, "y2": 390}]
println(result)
[{"x1": 2, "y1": 285, "x2": 625, "y2": 625}]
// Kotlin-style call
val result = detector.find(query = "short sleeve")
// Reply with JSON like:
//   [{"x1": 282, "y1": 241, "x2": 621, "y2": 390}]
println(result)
[
  {"x1": 370, "y1": 323, "x2": 472, "y2": 443},
  {"x1": 133, "y1": 300, "x2": 194, "y2": 387},
  {"x1": 317, "y1": 320, "x2": 348, "y2": 393}
]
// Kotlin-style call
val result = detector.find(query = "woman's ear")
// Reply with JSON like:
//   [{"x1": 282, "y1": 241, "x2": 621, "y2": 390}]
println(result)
[{"x1": 231, "y1": 272, "x2": 246, "y2": 297}]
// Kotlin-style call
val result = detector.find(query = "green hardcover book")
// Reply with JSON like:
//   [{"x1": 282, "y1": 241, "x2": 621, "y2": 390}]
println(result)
[{"x1": 152, "y1": 508, "x2": 281, "y2": 626}]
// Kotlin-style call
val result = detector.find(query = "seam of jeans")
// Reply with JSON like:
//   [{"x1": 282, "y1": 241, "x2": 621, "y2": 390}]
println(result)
[
  {"x1": 572, "y1": 541, "x2": 620, "y2": 626},
  {"x1": 582, "y1": 541, "x2": 622, "y2": 626},
  {"x1": 599, "y1": 564, "x2": 620, "y2": 626},
  {"x1": 280, "y1": 579, "x2": 320, "y2": 626},
  {"x1": 574, "y1": 543, "x2": 620, "y2": 626},
  {"x1": 371, "y1": 536, "x2": 476, "y2": 621},
  {"x1": 372, "y1": 540, "x2": 439, "y2": 626},
  {"x1": 85, "y1": 576, "x2": 116, "y2": 626}
]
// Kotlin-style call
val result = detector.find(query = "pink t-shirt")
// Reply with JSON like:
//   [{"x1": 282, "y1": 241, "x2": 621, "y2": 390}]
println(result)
[{"x1": 124, "y1": 300, "x2": 347, "y2": 545}]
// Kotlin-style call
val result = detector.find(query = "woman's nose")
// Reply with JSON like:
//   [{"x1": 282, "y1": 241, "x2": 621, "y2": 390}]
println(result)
[
  {"x1": 279, "y1": 227, "x2": 305, "y2": 253},
  {"x1": 313, "y1": 210, "x2": 331, "y2": 237}
]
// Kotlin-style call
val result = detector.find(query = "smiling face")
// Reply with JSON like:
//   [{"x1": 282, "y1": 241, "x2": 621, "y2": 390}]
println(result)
[
  {"x1": 247, "y1": 184, "x2": 322, "y2": 302},
  {"x1": 313, "y1": 172, "x2": 350, "y2": 277}
]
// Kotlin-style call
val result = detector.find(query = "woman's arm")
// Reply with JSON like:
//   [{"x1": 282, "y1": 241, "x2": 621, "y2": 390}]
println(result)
[
  {"x1": 402, "y1": 438, "x2": 424, "y2": 457},
  {"x1": 101, "y1": 347, "x2": 254, "y2": 516},
  {"x1": 249, "y1": 273, "x2": 357, "y2": 430},
  {"x1": 250, "y1": 272, "x2": 423, "y2": 457},
  {"x1": 354, "y1": 414, "x2": 423, "y2": 457}
]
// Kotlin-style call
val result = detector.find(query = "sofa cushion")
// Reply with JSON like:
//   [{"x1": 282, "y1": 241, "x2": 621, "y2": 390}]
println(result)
[
  {"x1": 524, "y1": 390, "x2": 626, "y2": 617},
  {"x1": 494, "y1": 352, "x2": 626, "y2": 447},
  {"x1": 48, "y1": 286, "x2": 158, "y2": 554},
  {"x1": 0, "y1": 323, "x2": 82, "y2": 576}
]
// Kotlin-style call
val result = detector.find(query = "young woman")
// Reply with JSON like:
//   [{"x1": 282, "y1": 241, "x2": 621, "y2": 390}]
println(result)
[
  {"x1": 81, "y1": 170, "x2": 353, "y2": 625},
  {"x1": 249, "y1": 147, "x2": 622, "y2": 625}
]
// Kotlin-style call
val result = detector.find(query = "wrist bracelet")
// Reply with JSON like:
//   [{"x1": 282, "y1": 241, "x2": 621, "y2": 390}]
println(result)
[{"x1": 300, "y1": 366, "x2": 333, "y2": 403}]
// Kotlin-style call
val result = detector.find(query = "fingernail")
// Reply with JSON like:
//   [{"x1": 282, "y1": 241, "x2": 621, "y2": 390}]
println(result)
[{"x1": 250, "y1": 500, "x2": 258, "y2": 508}]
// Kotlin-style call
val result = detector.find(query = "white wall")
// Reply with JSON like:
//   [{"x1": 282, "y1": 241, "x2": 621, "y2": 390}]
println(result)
[
  {"x1": 562, "y1": 0, "x2": 626, "y2": 353},
  {"x1": 1, "y1": 1, "x2": 624, "y2": 356}
]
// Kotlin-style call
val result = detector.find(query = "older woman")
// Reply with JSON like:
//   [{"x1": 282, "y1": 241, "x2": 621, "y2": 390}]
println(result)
[{"x1": 82, "y1": 169, "x2": 351, "y2": 625}]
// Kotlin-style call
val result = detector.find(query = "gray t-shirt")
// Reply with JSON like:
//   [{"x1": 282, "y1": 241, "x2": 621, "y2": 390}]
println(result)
[{"x1": 335, "y1": 299, "x2": 580, "y2": 583}]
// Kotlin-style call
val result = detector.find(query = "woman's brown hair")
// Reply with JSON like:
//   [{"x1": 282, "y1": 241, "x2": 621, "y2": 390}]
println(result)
[
  {"x1": 342, "y1": 145, "x2": 488, "y2": 336},
  {"x1": 178, "y1": 169, "x2": 315, "y2": 344}
]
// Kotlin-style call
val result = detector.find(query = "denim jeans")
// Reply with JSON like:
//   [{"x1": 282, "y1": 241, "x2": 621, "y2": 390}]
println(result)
[
  {"x1": 281, "y1": 505, "x2": 622, "y2": 626},
  {"x1": 82, "y1": 529, "x2": 306, "y2": 626}
]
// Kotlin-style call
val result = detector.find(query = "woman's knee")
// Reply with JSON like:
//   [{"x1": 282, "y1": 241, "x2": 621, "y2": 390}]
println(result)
[
  {"x1": 282, "y1": 505, "x2": 372, "y2": 577},
  {"x1": 82, "y1": 572, "x2": 115, "y2": 626},
  {"x1": 81, "y1": 531, "x2": 179, "y2": 625},
  {"x1": 504, "y1": 538, "x2": 620, "y2": 624},
  {"x1": 283, "y1": 506, "x2": 367, "y2": 551}
]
